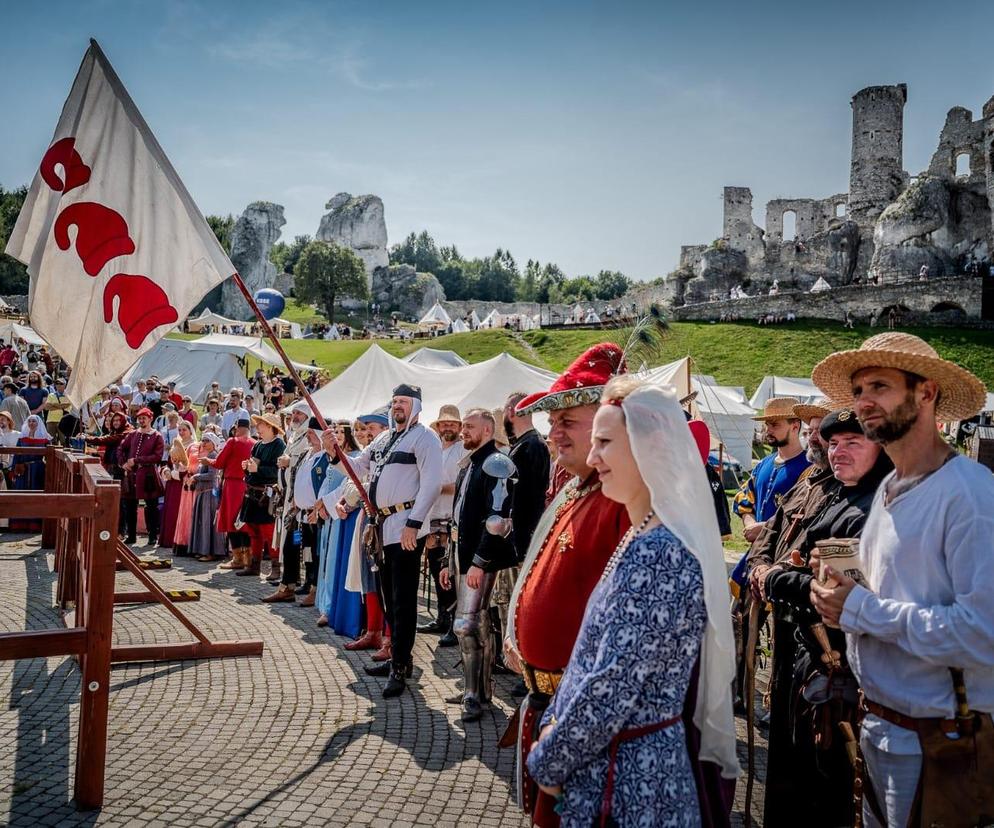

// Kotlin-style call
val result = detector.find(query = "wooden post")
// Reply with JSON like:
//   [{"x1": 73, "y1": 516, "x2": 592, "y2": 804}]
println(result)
[
  {"x1": 41, "y1": 445, "x2": 58, "y2": 548},
  {"x1": 73, "y1": 476, "x2": 118, "y2": 810}
]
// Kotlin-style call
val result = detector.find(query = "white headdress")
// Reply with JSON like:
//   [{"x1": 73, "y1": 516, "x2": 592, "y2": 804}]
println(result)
[{"x1": 622, "y1": 384, "x2": 740, "y2": 779}]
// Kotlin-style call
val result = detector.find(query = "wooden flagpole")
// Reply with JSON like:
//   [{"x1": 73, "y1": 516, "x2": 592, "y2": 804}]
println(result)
[{"x1": 230, "y1": 272, "x2": 374, "y2": 517}]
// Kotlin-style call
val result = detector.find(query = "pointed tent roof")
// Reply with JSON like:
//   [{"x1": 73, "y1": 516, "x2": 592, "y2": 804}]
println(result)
[
  {"x1": 749, "y1": 375, "x2": 822, "y2": 409},
  {"x1": 417, "y1": 303, "x2": 452, "y2": 328},
  {"x1": 123, "y1": 338, "x2": 251, "y2": 403},
  {"x1": 308, "y1": 344, "x2": 556, "y2": 423},
  {"x1": 188, "y1": 333, "x2": 314, "y2": 372},
  {"x1": 810, "y1": 277, "x2": 832, "y2": 293},
  {"x1": 469, "y1": 310, "x2": 482, "y2": 329},
  {"x1": 584, "y1": 309, "x2": 601, "y2": 323},
  {"x1": 401, "y1": 348, "x2": 469, "y2": 368},
  {"x1": 451, "y1": 318, "x2": 470, "y2": 333}
]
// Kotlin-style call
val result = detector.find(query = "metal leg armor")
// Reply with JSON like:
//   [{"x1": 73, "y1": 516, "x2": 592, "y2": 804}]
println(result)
[{"x1": 453, "y1": 572, "x2": 497, "y2": 703}]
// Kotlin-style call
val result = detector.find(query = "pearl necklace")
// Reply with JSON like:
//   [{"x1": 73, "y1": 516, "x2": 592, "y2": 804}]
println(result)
[{"x1": 601, "y1": 510, "x2": 655, "y2": 582}]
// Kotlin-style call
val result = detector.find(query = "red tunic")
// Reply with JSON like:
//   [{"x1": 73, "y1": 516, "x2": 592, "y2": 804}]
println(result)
[
  {"x1": 515, "y1": 473, "x2": 631, "y2": 672},
  {"x1": 212, "y1": 436, "x2": 255, "y2": 532}
]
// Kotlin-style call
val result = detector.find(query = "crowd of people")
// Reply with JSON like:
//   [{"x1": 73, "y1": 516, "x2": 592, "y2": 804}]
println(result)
[{"x1": 2, "y1": 326, "x2": 993, "y2": 827}]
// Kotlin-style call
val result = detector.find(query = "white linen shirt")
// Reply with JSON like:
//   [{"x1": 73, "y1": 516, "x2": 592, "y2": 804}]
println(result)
[
  {"x1": 429, "y1": 440, "x2": 468, "y2": 522},
  {"x1": 221, "y1": 406, "x2": 249, "y2": 436},
  {"x1": 292, "y1": 450, "x2": 324, "y2": 512},
  {"x1": 841, "y1": 455, "x2": 994, "y2": 752}
]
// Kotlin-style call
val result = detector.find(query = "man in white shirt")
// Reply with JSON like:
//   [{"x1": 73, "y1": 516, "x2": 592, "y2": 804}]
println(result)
[
  {"x1": 811, "y1": 333, "x2": 994, "y2": 827},
  {"x1": 418, "y1": 405, "x2": 466, "y2": 646},
  {"x1": 221, "y1": 390, "x2": 249, "y2": 436}
]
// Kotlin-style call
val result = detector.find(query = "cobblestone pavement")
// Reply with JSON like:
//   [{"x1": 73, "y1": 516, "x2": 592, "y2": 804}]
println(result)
[{"x1": 0, "y1": 536, "x2": 767, "y2": 827}]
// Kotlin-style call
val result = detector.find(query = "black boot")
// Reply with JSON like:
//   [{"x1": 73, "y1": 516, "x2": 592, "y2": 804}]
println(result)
[
  {"x1": 438, "y1": 614, "x2": 457, "y2": 647},
  {"x1": 382, "y1": 671, "x2": 407, "y2": 698},
  {"x1": 365, "y1": 661, "x2": 413, "y2": 678},
  {"x1": 461, "y1": 697, "x2": 483, "y2": 722},
  {"x1": 417, "y1": 611, "x2": 449, "y2": 634}
]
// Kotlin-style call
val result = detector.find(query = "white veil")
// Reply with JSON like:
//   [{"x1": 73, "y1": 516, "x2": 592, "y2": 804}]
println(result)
[{"x1": 622, "y1": 384, "x2": 740, "y2": 779}]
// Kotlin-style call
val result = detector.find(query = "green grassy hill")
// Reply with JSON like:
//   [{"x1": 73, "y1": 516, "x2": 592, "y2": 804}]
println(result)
[{"x1": 173, "y1": 320, "x2": 994, "y2": 395}]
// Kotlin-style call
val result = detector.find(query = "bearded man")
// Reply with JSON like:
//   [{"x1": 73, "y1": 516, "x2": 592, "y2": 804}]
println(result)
[{"x1": 811, "y1": 333, "x2": 994, "y2": 828}]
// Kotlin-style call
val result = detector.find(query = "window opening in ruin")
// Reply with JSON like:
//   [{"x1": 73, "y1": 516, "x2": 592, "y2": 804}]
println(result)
[
  {"x1": 955, "y1": 153, "x2": 971, "y2": 178},
  {"x1": 931, "y1": 301, "x2": 965, "y2": 314},
  {"x1": 835, "y1": 203, "x2": 846, "y2": 218},
  {"x1": 782, "y1": 210, "x2": 797, "y2": 242}
]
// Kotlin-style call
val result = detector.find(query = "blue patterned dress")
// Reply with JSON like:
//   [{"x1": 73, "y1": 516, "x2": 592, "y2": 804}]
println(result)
[{"x1": 526, "y1": 524, "x2": 707, "y2": 828}]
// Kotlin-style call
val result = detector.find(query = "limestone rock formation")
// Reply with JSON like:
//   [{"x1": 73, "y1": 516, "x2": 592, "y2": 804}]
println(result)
[
  {"x1": 371, "y1": 265, "x2": 445, "y2": 320},
  {"x1": 221, "y1": 202, "x2": 286, "y2": 320},
  {"x1": 315, "y1": 193, "x2": 388, "y2": 283}
]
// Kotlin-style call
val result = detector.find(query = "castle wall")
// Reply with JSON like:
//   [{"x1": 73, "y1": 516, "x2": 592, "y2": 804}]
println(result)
[
  {"x1": 722, "y1": 187, "x2": 765, "y2": 266},
  {"x1": 764, "y1": 194, "x2": 848, "y2": 241},
  {"x1": 672, "y1": 275, "x2": 983, "y2": 325},
  {"x1": 927, "y1": 107, "x2": 987, "y2": 184}
]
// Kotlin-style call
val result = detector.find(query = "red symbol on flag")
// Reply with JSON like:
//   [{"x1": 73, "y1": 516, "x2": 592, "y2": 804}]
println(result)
[
  {"x1": 103, "y1": 274, "x2": 178, "y2": 349},
  {"x1": 40, "y1": 137, "x2": 92, "y2": 193},
  {"x1": 54, "y1": 201, "x2": 136, "y2": 276}
]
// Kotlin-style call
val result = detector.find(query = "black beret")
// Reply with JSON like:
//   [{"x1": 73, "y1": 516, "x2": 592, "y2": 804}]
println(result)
[
  {"x1": 819, "y1": 408, "x2": 864, "y2": 440},
  {"x1": 392, "y1": 383, "x2": 422, "y2": 400},
  {"x1": 236, "y1": 417, "x2": 251, "y2": 428}
]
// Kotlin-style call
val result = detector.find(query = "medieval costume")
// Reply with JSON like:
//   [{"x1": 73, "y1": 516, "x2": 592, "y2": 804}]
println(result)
[
  {"x1": 119, "y1": 412, "x2": 165, "y2": 545},
  {"x1": 11, "y1": 416, "x2": 50, "y2": 532},
  {"x1": 212, "y1": 422, "x2": 255, "y2": 566},
  {"x1": 316, "y1": 457, "x2": 361, "y2": 636},
  {"x1": 173, "y1": 433, "x2": 201, "y2": 556},
  {"x1": 448, "y1": 436, "x2": 516, "y2": 722},
  {"x1": 159, "y1": 431, "x2": 193, "y2": 549},
  {"x1": 189, "y1": 434, "x2": 226, "y2": 560},
  {"x1": 236, "y1": 413, "x2": 286, "y2": 575},
  {"x1": 526, "y1": 384, "x2": 739, "y2": 827},
  {"x1": 270, "y1": 403, "x2": 314, "y2": 591}
]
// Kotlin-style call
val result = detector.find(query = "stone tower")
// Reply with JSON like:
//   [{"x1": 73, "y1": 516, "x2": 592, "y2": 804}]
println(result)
[
  {"x1": 984, "y1": 95, "x2": 994, "y2": 246},
  {"x1": 848, "y1": 84, "x2": 907, "y2": 228}
]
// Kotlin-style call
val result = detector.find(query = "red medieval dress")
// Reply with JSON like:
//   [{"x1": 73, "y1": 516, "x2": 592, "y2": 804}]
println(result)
[{"x1": 212, "y1": 435, "x2": 255, "y2": 533}]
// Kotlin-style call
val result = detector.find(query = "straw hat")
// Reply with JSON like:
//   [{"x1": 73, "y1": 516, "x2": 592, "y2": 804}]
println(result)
[
  {"x1": 0, "y1": 410, "x2": 15, "y2": 429},
  {"x1": 251, "y1": 412, "x2": 285, "y2": 435},
  {"x1": 751, "y1": 397, "x2": 801, "y2": 422},
  {"x1": 812, "y1": 332, "x2": 987, "y2": 421},
  {"x1": 792, "y1": 401, "x2": 832, "y2": 424},
  {"x1": 431, "y1": 404, "x2": 462, "y2": 428}
]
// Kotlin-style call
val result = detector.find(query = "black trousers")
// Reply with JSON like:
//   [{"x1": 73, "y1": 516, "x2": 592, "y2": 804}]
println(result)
[
  {"x1": 123, "y1": 497, "x2": 159, "y2": 541},
  {"x1": 380, "y1": 537, "x2": 425, "y2": 672},
  {"x1": 425, "y1": 544, "x2": 456, "y2": 615},
  {"x1": 281, "y1": 522, "x2": 317, "y2": 586},
  {"x1": 228, "y1": 530, "x2": 249, "y2": 551}
]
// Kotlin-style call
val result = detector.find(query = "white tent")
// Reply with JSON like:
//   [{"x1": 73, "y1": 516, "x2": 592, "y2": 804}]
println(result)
[
  {"x1": 417, "y1": 303, "x2": 452, "y2": 329},
  {"x1": 693, "y1": 375, "x2": 756, "y2": 468},
  {"x1": 186, "y1": 307, "x2": 242, "y2": 332},
  {"x1": 188, "y1": 333, "x2": 315, "y2": 372},
  {"x1": 480, "y1": 310, "x2": 501, "y2": 329},
  {"x1": 122, "y1": 338, "x2": 251, "y2": 403},
  {"x1": 469, "y1": 310, "x2": 483, "y2": 330},
  {"x1": 402, "y1": 348, "x2": 469, "y2": 368},
  {"x1": 983, "y1": 393, "x2": 994, "y2": 413},
  {"x1": 572, "y1": 303, "x2": 584, "y2": 323},
  {"x1": 451, "y1": 318, "x2": 470, "y2": 334},
  {"x1": 749, "y1": 375, "x2": 822, "y2": 409},
  {"x1": 271, "y1": 318, "x2": 304, "y2": 339},
  {"x1": 637, "y1": 356, "x2": 692, "y2": 399},
  {"x1": 323, "y1": 325, "x2": 341, "y2": 340},
  {"x1": 583, "y1": 309, "x2": 601, "y2": 324},
  {"x1": 809, "y1": 277, "x2": 832, "y2": 293},
  {"x1": 0, "y1": 321, "x2": 45, "y2": 346},
  {"x1": 309, "y1": 344, "x2": 556, "y2": 424}
]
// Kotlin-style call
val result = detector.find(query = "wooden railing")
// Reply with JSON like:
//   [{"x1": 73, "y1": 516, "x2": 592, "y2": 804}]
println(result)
[{"x1": 0, "y1": 446, "x2": 119, "y2": 809}]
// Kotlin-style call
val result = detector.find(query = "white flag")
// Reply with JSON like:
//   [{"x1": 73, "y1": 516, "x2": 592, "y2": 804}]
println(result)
[{"x1": 5, "y1": 40, "x2": 235, "y2": 407}]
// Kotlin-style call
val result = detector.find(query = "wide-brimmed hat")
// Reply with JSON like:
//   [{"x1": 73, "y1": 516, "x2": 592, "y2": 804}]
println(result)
[
  {"x1": 812, "y1": 332, "x2": 987, "y2": 421},
  {"x1": 751, "y1": 397, "x2": 801, "y2": 422},
  {"x1": 251, "y1": 412, "x2": 285, "y2": 435},
  {"x1": 516, "y1": 342, "x2": 626, "y2": 415},
  {"x1": 0, "y1": 411, "x2": 15, "y2": 429},
  {"x1": 792, "y1": 401, "x2": 832, "y2": 423},
  {"x1": 431, "y1": 404, "x2": 462, "y2": 428}
]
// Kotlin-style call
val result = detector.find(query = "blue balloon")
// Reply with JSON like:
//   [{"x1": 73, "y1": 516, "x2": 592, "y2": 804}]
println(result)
[{"x1": 254, "y1": 288, "x2": 285, "y2": 320}]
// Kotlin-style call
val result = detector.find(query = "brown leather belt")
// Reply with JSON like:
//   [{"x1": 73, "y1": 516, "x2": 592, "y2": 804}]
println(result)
[
  {"x1": 861, "y1": 697, "x2": 959, "y2": 735},
  {"x1": 521, "y1": 662, "x2": 564, "y2": 696}
]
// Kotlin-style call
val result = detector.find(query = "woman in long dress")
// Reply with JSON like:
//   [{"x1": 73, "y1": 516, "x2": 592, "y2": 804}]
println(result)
[
  {"x1": 11, "y1": 415, "x2": 51, "y2": 532},
  {"x1": 313, "y1": 428, "x2": 348, "y2": 625},
  {"x1": 159, "y1": 421, "x2": 195, "y2": 550},
  {"x1": 317, "y1": 422, "x2": 362, "y2": 637},
  {"x1": 526, "y1": 377, "x2": 739, "y2": 827},
  {"x1": 0, "y1": 411, "x2": 20, "y2": 529},
  {"x1": 190, "y1": 433, "x2": 226, "y2": 561},
  {"x1": 172, "y1": 420, "x2": 201, "y2": 557}
]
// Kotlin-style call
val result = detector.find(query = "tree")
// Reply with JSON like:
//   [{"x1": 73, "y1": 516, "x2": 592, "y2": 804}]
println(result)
[
  {"x1": 271, "y1": 234, "x2": 312, "y2": 274},
  {"x1": 205, "y1": 214, "x2": 236, "y2": 254},
  {"x1": 0, "y1": 185, "x2": 29, "y2": 294},
  {"x1": 594, "y1": 269, "x2": 632, "y2": 300},
  {"x1": 536, "y1": 262, "x2": 566, "y2": 303},
  {"x1": 477, "y1": 247, "x2": 520, "y2": 302},
  {"x1": 293, "y1": 240, "x2": 368, "y2": 323},
  {"x1": 519, "y1": 259, "x2": 541, "y2": 302}
]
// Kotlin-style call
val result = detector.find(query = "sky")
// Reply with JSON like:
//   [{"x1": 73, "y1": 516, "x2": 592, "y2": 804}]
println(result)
[{"x1": 2, "y1": 0, "x2": 992, "y2": 281}]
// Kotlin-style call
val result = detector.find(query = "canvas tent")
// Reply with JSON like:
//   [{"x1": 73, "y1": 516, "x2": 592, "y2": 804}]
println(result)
[
  {"x1": 417, "y1": 303, "x2": 452, "y2": 330},
  {"x1": 451, "y1": 318, "x2": 470, "y2": 334},
  {"x1": 479, "y1": 310, "x2": 501, "y2": 329},
  {"x1": 186, "y1": 308, "x2": 242, "y2": 333},
  {"x1": 468, "y1": 310, "x2": 482, "y2": 330},
  {"x1": 271, "y1": 318, "x2": 304, "y2": 339},
  {"x1": 0, "y1": 321, "x2": 45, "y2": 346},
  {"x1": 188, "y1": 333, "x2": 315, "y2": 373},
  {"x1": 402, "y1": 348, "x2": 469, "y2": 368},
  {"x1": 583, "y1": 309, "x2": 601, "y2": 324},
  {"x1": 309, "y1": 344, "x2": 556, "y2": 424},
  {"x1": 809, "y1": 277, "x2": 832, "y2": 293},
  {"x1": 749, "y1": 375, "x2": 822, "y2": 409},
  {"x1": 693, "y1": 375, "x2": 756, "y2": 468},
  {"x1": 122, "y1": 338, "x2": 251, "y2": 403}
]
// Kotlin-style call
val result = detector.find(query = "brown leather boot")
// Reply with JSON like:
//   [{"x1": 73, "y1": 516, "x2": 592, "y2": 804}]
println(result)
[
  {"x1": 371, "y1": 637, "x2": 392, "y2": 662},
  {"x1": 220, "y1": 548, "x2": 244, "y2": 570},
  {"x1": 344, "y1": 630, "x2": 382, "y2": 651},
  {"x1": 268, "y1": 560, "x2": 282, "y2": 582},
  {"x1": 261, "y1": 584, "x2": 296, "y2": 603},
  {"x1": 298, "y1": 586, "x2": 316, "y2": 607},
  {"x1": 236, "y1": 555, "x2": 261, "y2": 576}
]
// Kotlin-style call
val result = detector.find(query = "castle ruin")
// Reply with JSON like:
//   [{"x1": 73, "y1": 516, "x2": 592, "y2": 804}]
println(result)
[{"x1": 665, "y1": 83, "x2": 994, "y2": 323}]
